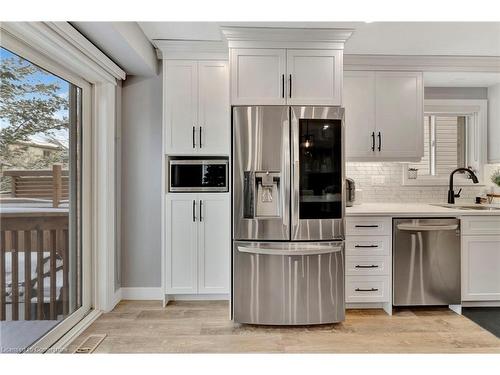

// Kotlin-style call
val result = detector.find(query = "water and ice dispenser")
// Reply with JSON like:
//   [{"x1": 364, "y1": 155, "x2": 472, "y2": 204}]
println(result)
[{"x1": 243, "y1": 171, "x2": 281, "y2": 219}]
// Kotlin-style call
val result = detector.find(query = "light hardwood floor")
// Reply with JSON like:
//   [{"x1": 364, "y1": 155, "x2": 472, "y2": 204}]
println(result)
[{"x1": 66, "y1": 301, "x2": 500, "y2": 353}]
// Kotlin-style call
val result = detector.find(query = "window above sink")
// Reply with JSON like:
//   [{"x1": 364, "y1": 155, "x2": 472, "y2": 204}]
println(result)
[{"x1": 402, "y1": 99, "x2": 487, "y2": 186}]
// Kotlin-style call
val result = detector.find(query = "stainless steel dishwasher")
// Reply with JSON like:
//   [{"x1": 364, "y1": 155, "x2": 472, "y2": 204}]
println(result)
[{"x1": 393, "y1": 218, "x2": 461, "y2": 306}]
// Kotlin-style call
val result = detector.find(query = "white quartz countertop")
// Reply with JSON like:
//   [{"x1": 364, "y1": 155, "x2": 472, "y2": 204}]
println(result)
[{"x1": 346, "y1": 203, "x2": 500, "y2": 217}]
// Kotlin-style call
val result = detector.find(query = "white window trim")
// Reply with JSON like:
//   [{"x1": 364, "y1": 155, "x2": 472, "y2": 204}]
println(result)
[
  {"x1": 1, "y1": 22, "x2": 122, "y2": 351},
  {"x1": 402, "y1": 99, "x2": 488, "y2": 187}
]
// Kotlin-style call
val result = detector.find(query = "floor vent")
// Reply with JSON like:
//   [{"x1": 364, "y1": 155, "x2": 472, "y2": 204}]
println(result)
[{"x1": 73, "y1": 334, "x2": 107, "y2": 354}]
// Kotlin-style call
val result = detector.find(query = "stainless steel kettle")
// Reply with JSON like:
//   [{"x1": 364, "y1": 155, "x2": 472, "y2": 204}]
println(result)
[{"x1": 346, "y1": 178, "x2": 355, "y2": 207}]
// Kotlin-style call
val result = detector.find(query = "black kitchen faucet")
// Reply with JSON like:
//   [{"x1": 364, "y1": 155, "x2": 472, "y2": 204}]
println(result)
[{"x1": 448, "y1": 168, "x2": 479, "y2": 204}]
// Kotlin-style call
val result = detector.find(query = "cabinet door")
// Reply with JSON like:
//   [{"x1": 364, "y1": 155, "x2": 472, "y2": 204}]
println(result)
[
  {"x1": 287, "y1": 49, "x2": 342, "y2": 106},
  {"x1": 375, "y1": 71, "x2": 423, "y2": 161},
  {"x1": 164, "y1": 60, "x2": 198, "y2": 154},
  {"x1": 462, "y1": 236, "x2": 500, "y2": 301},
  {"x1": 198, "y1": 194, "x2": 230, "y2": 294},
  {"x1": 343, "y1": 71, "x2": 376, "y2": 160},
  {"x1": 166, "y1": 195, "x2": 198, "y2": 294},
  {"x1": 230, "y1": 48, "x2": 286, "y2": 105},
  {"x1": 198, "y1": 61, "x2": 230, "y2": 155}
]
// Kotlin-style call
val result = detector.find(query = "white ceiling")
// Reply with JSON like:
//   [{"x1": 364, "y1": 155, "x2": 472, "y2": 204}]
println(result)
[{"x1": 138, "y1": 22, "x2": 500, "y2": 57}]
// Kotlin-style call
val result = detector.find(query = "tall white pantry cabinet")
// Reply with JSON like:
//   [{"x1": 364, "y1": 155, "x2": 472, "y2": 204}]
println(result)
[{"x1": 159, "y1": 41, "x2": 231, "y2": 303}]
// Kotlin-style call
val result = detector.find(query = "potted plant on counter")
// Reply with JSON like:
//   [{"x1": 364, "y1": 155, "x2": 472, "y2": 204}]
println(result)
[{"x1": 491, "y1": 169, "x2": 500, "y2": 193}]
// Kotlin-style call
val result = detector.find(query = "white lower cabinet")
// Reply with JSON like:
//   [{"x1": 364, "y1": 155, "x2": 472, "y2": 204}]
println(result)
[
  {"x1": 198, "y1": 195, "x2": 231, "y2": 294},
  {"x1": 461, "y1": 217, "x2": 500, "y2": 303},
  {"x1": 461, "y1": 236, "x2": 500, "y2": 301},
  {"x1": 166, "y1": 193, "x2": 230, "y2": 296},
  {"x1": 345, "y1": 216, "x2": 393, "y2": 314}
]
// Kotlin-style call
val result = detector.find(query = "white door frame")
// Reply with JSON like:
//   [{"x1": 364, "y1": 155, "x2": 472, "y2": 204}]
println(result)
[{"x1": 0, "y1": 22, "x2": 123, "y2": 352}]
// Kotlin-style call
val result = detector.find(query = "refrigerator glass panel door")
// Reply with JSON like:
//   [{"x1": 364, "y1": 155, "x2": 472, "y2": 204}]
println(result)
[
  {"x1": 233, "y1": 106, "x2": 290, "y2": 240},
  {"x1": 291, "y1": 106, "x2": 345, "y2": 241}
]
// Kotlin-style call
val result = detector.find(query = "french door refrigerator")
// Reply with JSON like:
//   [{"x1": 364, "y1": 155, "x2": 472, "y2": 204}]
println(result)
[{"x1": 232, "y1": 106, "x2": 345, "y2": 325}]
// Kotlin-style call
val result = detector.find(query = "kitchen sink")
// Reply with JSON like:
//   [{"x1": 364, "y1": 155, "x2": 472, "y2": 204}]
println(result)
[{"x1": 431, "y1": 204, "x2": 500, "y2": 211}]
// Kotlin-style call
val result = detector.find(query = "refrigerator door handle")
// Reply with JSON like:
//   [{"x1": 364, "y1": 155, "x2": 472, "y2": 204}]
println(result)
[{"x1": 237, "y1": 244, "x2": 343, "y2": 256}]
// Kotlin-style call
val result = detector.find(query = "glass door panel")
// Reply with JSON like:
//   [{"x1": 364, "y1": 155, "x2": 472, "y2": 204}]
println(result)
[
  {"x1": 298, "y1": 118, "x2": 342, "y2": 219},
  {"x1": 0, "y1": 47, "x2": 83, "y2": 353}
]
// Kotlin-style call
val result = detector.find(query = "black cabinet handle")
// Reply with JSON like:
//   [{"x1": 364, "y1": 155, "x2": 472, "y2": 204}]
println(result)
[
  {"x1": 355, "y1": 288, "x2": 379, "y2": 292},
  {"x1": 192, "y1": 126, "x2": 196, "y2": 149},
  {"x1": 371, "y1": 132, "x2": 375, "y2": 151},
  {"x1": 289, "y1": 74, "x2": 292, "y2": 98},
  {"x1": 377, "y1": 131, "x2": 381, "y2": 152},
  {"x1": 354, "y1": 244, "x2": 379, "y2": 248},
  {"x1": 199, "y1": 126, "x2": 202, "y2": 148},
  {"x1": 281, "y1": 74, "x2": 285, "y2": 98},
  {"x1": 355, "y1": 225, "x2": 379, "y2": 228},
  {"x1": 199, "y1": 200, "x2": 203, "y2": 222},
  {"x1": 192, "y1": 200, "x2": 196, "y2": 222},
  {"x1": 355, "y1": 265, "x2": 379, "y2": 269}
]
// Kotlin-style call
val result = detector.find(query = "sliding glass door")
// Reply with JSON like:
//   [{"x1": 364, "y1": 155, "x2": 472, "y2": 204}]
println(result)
[{"x1": 0, "y1": 45, "x2": 91, "y2": 353}]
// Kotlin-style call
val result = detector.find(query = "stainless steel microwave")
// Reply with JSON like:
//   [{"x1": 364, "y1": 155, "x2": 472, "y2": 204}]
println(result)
[{"x1": 169, "y1": 159, "x2": 229, "y2": 192}]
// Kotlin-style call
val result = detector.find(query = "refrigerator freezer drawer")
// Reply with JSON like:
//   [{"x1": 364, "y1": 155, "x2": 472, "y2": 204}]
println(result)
[{"x1": 233, "y1": 241, "x2": 345, "y2": 325}]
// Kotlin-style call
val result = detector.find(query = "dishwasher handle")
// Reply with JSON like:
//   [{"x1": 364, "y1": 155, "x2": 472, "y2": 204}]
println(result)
[{"x1": 396, "y1": 224, "x2": 459, "y2": 231}]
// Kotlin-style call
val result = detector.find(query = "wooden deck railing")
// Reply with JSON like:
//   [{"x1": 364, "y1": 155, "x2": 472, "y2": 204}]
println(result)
[
  {"x1": 0, "y1": 214, "x2": 69, "y2": 321},
  {"x1": 3, "y1": 165, "x2": 69, "y2": 208}
]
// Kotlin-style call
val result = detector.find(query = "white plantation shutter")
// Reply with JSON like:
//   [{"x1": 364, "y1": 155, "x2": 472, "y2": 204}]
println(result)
[
  {"x1": 409, "y1": 115, "x2": 465, "y2": 177},
  {"x1": 435, "y1": 116, "x2": 459, "y2": 175}
]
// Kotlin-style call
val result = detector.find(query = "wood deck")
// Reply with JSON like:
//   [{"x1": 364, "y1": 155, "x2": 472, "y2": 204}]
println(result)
[{"x1": 66, "y1": 301, "x2": 500, "y2": 353}]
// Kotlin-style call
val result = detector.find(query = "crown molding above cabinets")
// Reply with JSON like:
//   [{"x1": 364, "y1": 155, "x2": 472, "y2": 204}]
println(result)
[
  {"x1": 153, "y1": 40, "x2": 228, "y2": 60},
  {"x1": 221, "y1": 27, "x2": 354, "y2": 49},
  {"x1": 344, "y1": 54, "x2": 500, "y2": 72}
]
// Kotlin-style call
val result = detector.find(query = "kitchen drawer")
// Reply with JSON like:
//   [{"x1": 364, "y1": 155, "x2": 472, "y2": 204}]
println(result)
[
  {"x1": 345, "y1": 235, "x2": 391, "y2": 256},
  {"x1": 346, "y1": 216, "x2": 392, "y2": 236},
  {"x1": 345, "y1": 276, "x2": 389, "y2": 303},
  {"x1": 346, "y1": 256, "x2": 390, "y2": 276},
  {"x1": 461, "y1": 216, "x2": 500, "y2": 236}
]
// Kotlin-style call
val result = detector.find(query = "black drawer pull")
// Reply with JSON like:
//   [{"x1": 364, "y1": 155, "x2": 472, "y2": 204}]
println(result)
[
  {"x1": 354, "y1": 244, "x2": 379, "y2": 248},
  {"x1": 355, "y1": 265, "x2": 379, "y2": 269},
  {"x1": 355, "y1": 225, "x2": 379, "y2": 228},
  {"x1": 355, "y1": 288, "x2": 379, "y2": 292}
]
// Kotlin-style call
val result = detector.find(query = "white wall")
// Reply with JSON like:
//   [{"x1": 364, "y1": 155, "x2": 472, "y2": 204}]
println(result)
[{"x1": 121, "y1": 67, "x2": 162, "y2": 287}]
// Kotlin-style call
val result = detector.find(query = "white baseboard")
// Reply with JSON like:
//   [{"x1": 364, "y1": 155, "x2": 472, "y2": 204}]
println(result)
[
  {"x1": 462, "y1": 301, "x2": 500, "y2": 307},
  {"x1": 51, "y1": 309, "x2": 102, "y2": 353},
  {"x1": 166, "y1": 293, "x2": 230, "y2": 301},
  {"x1": 121, "y1": 287, "x2": 163, "y2": 300}
]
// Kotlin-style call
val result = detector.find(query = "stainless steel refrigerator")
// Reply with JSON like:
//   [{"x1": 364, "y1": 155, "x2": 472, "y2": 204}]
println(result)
[{"x1": 232, "y1": 106, "x2": 345, "y2": 325}]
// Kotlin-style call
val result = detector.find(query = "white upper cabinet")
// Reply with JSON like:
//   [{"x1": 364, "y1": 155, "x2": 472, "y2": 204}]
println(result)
[
  {"x1": 287, "y1": 49, "x2": 342, "y2": 105},
  {"x1": 344, "y1": 70, "x2": 423, "y2": 162},
  {"x1": 375, "y1": 72, "x2": 423, "y2": 160},
  {"x1": 344, "y1": 71, "x2": 376, "y2": 159},
  {"x1": 164, "y1": 60, "x2": 198, "y2": 154},
  {"x1": 230, "y1": 48, "x2": 343, "y2": 105},
  {"x1": 164, "y1": 60, "x2": 229, "y2": 155},
  {"x1": 230, "y1": 48, "x2": 286, "y2": 105},
  {"x1": 198, "y1": 61, "x2": 230, "y2": 154}
]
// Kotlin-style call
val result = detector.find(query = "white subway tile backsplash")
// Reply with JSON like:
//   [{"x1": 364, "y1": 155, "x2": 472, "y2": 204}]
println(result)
[{"x1": 346, "y1": 162, "x2": 488, "y2": 203}]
